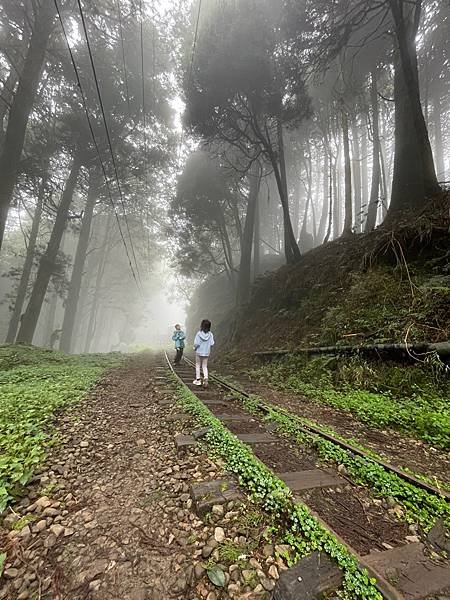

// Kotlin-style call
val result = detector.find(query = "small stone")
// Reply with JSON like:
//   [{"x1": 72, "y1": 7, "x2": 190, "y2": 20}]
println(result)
[
  {"x1": 17, "y1": 592, "x2": 30, "y2": 600},
  {"x1": 206, "y1": 592, "x2": 217, "y2": 600},
  {"x1": 382, "y1": 542, "x2": 394, "y2": 550},
  {"x1": 212, "y1": 505, "x2": 224, "y2": 516},
  {"x1": 80, "y1": 441, "x2": 89, "y2": 448},
  {"x1": 64, "y1": 528, "x2": 75, "y2": 537},
  {"x1": 195, "y1": 564, "x2": 206, "y2": 579},
  {"x1": 214, "y1": 527, "x2": 225, "y2": 543},
  {"x1": 50, "y1": 524, "x2": 65, "y2": 538},
  {"x1": 202, "y1": 546, "x2": 214, "y2": 558},
  {"x1": 337, "y1": 464, "x2": 347, "y2": 475},
  {"x1": 261, "y1": 578, "x2": 275, "y2": 591},
  {"x1": 34, "y1": 519, "x2": 47, "y2": 533},
  {"x1": 405, "y1": 535, "x2": 420, "y2": 543},
  {"x1": 44, "y1": 533, "x2": 58, "y2": 548},
  {"x1": 263, "y1": 544, "x2": 274, "y2": 557},
  {"x1": 19, "y1": 525, "x2": 31, "y2": 539},
  {"x1": 268, "y1": 565, "x2": 279, "y2": 579},
  {"x1": 4, "y1": 568, "x2": 19, "y2": 579}
]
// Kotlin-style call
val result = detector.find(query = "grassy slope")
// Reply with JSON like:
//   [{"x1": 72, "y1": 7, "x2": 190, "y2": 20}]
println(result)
[
  {"x1": 0, "y1": 345, "x2": 122, "y2": 512},
  {"x1": 250, "y1": 355, "x2": 450, "y2": 449},
  {"x1": 189, "y1": 195, "x2": 450, "y2": 446}
]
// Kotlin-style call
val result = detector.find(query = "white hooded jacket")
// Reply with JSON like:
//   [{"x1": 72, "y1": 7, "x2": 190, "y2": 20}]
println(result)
[{"x1": 194, "y1": 330, "x2": 215, "y2": 357}]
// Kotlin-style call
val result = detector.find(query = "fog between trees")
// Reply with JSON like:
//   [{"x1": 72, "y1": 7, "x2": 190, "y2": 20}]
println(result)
[{"x1": 0, "y1": 0, "x2": 448, "y2": 351}]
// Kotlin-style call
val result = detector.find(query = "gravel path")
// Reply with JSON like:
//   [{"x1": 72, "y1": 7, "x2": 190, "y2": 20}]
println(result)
[{"x1": 0, "y1": 354, "x2": 282, "y2": 599}]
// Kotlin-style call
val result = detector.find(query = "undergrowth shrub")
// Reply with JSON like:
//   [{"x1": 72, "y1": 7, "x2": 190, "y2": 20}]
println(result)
[
  {"x1": 252, "y1": 355, "x2": 450, "y2": 448},
  {"x1": 0, "y1": 345, "x2": 121, "y2": 512}
]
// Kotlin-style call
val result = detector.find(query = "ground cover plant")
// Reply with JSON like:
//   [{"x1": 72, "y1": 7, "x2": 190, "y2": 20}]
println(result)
[
  {"x1": 251, "y1": 354, "x2": 450, "y2": 449},
  {"x1": 0, "y1": 345, "x2": 122, "y2": 512},
  {"x1": 170, "y1": 372, "x2": 382, "y2": 599}
]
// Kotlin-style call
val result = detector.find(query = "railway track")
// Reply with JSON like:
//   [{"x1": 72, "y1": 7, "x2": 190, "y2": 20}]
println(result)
[{"x1": 163, "y1": 351, "x2": 450, "y2": 600}]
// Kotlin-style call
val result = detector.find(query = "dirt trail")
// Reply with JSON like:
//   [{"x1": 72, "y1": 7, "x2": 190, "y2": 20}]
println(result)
[{"x1": 1, "y1": 354, "x2": 209, "y2": 599}]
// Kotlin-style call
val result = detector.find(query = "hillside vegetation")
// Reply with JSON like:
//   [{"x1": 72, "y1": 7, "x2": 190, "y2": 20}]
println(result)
[
  {"x1": 193, "y1": 195, "x2": 450, "y2": 354},
  {"x1": 0, "y1": 346, "x2": 121, "y2": 512}
]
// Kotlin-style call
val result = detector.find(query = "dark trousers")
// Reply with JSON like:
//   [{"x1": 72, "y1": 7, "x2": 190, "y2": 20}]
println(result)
[{"x1": 174, "y1": 347, "x2": 184, "y2": 364}]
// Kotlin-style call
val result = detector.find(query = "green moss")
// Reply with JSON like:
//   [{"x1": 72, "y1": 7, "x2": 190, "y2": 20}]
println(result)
[{"x1": 0, "y1": 345, "x2": 122, "y2": 512}]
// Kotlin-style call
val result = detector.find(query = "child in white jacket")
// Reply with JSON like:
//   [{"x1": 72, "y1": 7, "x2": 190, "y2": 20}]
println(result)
[{"x1": 193, "y1": 319, "x2": 214, "y2": 388}]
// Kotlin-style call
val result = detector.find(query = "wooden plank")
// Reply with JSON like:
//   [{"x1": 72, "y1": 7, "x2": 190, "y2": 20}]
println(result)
[
  {"x1": 278, "y1": 469, "x2": 344, "y2": 491},
  {"x1": 215, "y1": 413, "x2": 254, "y2": 421},
  {"x1": 237, "y1": 433, "x2": 275, "y2": 443},
  {"x1": 273, "y1": 551, "x2": 343, "y2": 600},
  {"x1": 364, "y1": 542, "x2": 450, "y2": 599}
]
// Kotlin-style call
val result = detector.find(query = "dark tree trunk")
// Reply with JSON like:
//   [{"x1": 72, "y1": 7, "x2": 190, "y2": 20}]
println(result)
[
  {"x1": 351, "y1": 118, "x2": 362, "y2": 233},
  {"x1": 0, "y1": 0, "x2": 55, "y2": 251},
  {"x1": 274, "y1": 119, "x2": 301, "y2": 264},
  {"x1": 5, "y1": 174, "x2": 46, "y2": 343},
  {"x1": 433, "y1": 94, "x2": 445, "y2": 180},
  {"x1": 237, "y1": 163, "x2": 260, "y2": 305},
  {"x1": 388, "y1": 1, "x2": 440, "y2": 216},
  {"x1": 317, "y1": 152, "x2": 329, "y2": 243},
  {"x1": 60, "y1": 171, "x2": 100, "y2": 353},
  {"x1": 16, "y1": 154, "x2": 82, "y2": 344},
  {"x1": 341, "y1": 109, "x2": 352, "y2": 236},
  {"x1": 253, "y1": 187, "x2": 260, "y2": 279},
  {"x1": 366, "y1": 71, "x2": 381, "y2": 232},
  {"x1": 361, "y1": 119, "x2": 369, "y2": 220},
  {"x1": 44, "y1": 290, "x2": 58, "y2": 348},
  {"x1": 0, "y1": 69, "x2": 19, "y2": 148},
  {"x1": 84, "y1": 215, "x2": 112, "y2": 353},
  {"x1": 332, "y1": 158, "x2": 339, "y2": 239}
]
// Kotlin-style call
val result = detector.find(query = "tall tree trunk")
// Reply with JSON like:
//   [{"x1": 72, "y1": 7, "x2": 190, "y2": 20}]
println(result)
[
  {"x1": 388, "y1": 1, "x2": 440, "y2": 216},
  {"x1": 332, "y1": 157, "x2": 339, "y2": 239},
  {"x1": 351, "y1": 117, "x2": 362, "y2": 233},
  {"x1": 16, "y1": 154, "x2": 82, "y2": 344},
  {"x1": 291, "y1": 180, "x2": 300, "y2": 240},
  {"x1": 5, "y1": 174, "x2": 46, "y2": 343},
  {"x1": 44, "y1": 290, "x2": 58, "y2": 348},
  {"x1": 317, "y1": 152, "x2": 329, "y2": 243},
  {"x1": 433, "y1": 94, "x2": 445, "y2": 180},
  {"x1": 84, "y1": 215, "x2": 112, "y2": 353},
  {"x1": 0, "y1": 69, "x2": 19, "y2": 148},
  {"x1": 60, "y1": 171, "x2": 100, "y2": 353},
  {"x1": 237, "y1": 164, "x2": 260, "y2": 305},
  {"x1": 274, "y1": 119, "x2": 301, "y2": 264},
  {"x1": 324, "y1": 156, "x2": 333, "y2": 243},
  {"x1": 366, "y1": 71, "x2": 381, "y2": 232},
  {"x1": 0, "y1": 0, "x2": 55, "y2": 251},
  {"x1": 341, "y1": 109, "x2": 353, "y2": 236},
  {"x1": 253, "y1": 187, "x2": 260, "y2": 279},
  {"x1": 361, "y1": 119, "x2": 369, "y2": 220}
]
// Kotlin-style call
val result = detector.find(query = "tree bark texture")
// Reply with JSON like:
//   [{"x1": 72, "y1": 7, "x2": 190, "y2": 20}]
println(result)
[
  {"x1": 16, "y1": 154, "x2": 82, "y2": 344},
  {"x1": 5, "y1": 174, "x2": 46, "y2": 342},
  {"x1": 60, "y1": 170, "x2": 100, "y2": 353},
  {"x1": 0, "y1": 0, "x2": 55, "y2": 250}
]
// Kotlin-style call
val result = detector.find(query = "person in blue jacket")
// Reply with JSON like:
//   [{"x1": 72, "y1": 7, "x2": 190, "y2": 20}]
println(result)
[
  {"x1": 172, "y1": 324, "x2": 186, "y2": 365},
  {"x1": 193, "y1": 319, "x2": 214, "y2": 387}
]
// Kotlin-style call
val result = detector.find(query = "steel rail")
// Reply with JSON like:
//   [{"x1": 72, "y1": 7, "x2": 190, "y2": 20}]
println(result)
[
  {"x1": 165, "y1": 352, "x2": 403, "y2": 600},
  {"x1": 182, "y1": 356, "x2": 450, "y2": 502}
]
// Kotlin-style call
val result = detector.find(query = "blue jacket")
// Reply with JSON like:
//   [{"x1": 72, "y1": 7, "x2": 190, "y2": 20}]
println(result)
[
  {"x1": 194, "y1": 330, "x2": 215, "y2": 357},
  {"x1": 172, "y1": 330, "x2": 186, "y2": 348}
]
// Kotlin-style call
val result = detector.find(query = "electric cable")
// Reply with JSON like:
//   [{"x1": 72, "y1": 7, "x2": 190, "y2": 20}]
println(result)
[{"x1": 53, "y1": 0, "x2": 144, "y2": 298}]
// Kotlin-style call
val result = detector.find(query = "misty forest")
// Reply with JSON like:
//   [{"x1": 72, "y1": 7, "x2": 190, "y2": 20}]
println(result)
[{"x1": 0, "y1": 1, "x2": 449, "y2": 599}]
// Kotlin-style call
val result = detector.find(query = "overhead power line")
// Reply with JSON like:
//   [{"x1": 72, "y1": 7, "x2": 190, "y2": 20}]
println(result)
[
  {"x1": 178, "y1": 0, "x2": 203, "y2": 161},
  {"x1": 53, "y1": 0, "x2": 144, "y2": 298},
  {"x1": 76, "y1": 0, "x2": 143, "y2": 289},
  {"x1": 116, "y1": 0, "x2": 131, "y2": 112}
]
